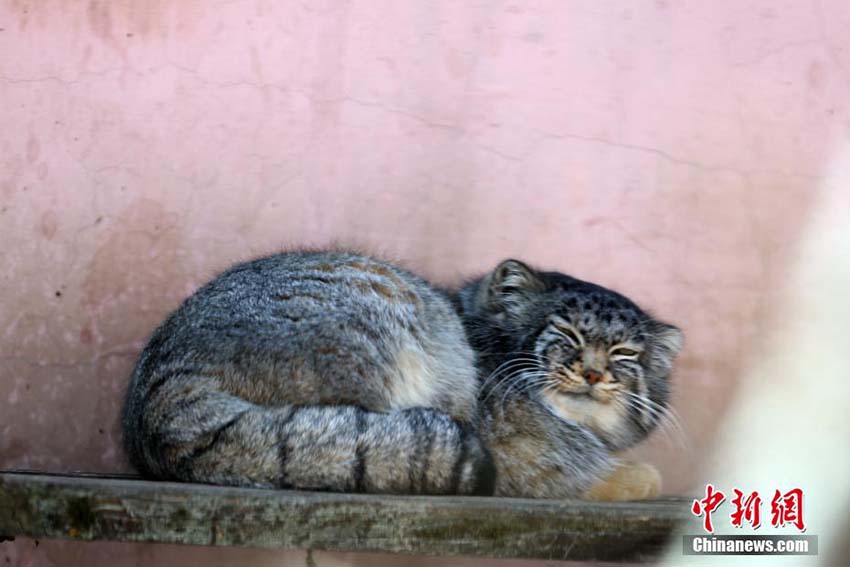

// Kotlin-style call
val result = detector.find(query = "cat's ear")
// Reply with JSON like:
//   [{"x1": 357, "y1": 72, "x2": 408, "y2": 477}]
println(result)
[
  {"x1": 654, "y1": 322, "x2": 684, "y2": 355},
  {"x1": 645, "y1": 321, "x2": 683, "y2": 373},
  {"x1": 485, "y1": 259, "x2": 545, "y2": 315}
]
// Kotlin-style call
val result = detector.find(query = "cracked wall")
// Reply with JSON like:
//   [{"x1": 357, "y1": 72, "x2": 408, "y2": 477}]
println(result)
[{"x1": 2, "y1": 0, "x2": 850, "y2": 565}]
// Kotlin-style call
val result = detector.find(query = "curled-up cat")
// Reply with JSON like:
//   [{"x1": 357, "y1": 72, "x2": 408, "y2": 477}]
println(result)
[{"x1": 122, "y1": 251, "x2": 682, "y2": 499}]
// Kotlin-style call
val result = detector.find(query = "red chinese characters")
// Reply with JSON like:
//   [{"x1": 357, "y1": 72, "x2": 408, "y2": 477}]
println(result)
[
  {"x1": 730, "y1": 489, "x2": 762, "y2": 529},
  {"x1": 770, "y1": 488, "x2": 806, "y2": 532},
  {"x1": 691, "y1": 484, "x2": 726, "y2": 533},
  {"x1": 692, "y1": 485, "x2": 807, "y2": 533}
]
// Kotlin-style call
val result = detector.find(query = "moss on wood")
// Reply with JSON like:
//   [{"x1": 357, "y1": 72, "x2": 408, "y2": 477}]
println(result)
[{"x1": 0, "y1": 471, "x2": 690, "y2": 561}]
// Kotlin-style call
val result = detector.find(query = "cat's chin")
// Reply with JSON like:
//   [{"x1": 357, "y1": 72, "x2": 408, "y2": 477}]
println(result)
[
  {"x1": 549, "y1": 388, "x2": 613, "y2": 404},
  {"x1": 541, "y1": 388, "x2": 628, "y2": 441},
  {"x1": 553, "y1": 389, "x2": 592, "y2": 399}
]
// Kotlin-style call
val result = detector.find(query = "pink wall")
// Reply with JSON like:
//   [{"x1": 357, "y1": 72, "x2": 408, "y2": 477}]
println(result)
[{"x1": 2, "y1": 1, "x2": 849, "y2": 565}]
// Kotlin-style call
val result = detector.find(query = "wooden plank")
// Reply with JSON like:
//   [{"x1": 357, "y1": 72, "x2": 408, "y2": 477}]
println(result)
[{"x1": 0, "y1": 471, "x2": 689, "y2": 561}]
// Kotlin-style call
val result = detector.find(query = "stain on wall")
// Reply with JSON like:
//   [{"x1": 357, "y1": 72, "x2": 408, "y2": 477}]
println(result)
[{"x1": 2, "y1": 0, "x2": 850, "y2": 565}]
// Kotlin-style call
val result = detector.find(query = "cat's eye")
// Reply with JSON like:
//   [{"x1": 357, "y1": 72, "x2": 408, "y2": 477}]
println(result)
[
  {"x1": 549, "y1": 316, "x2": 584, "y2": 348},
  {"x1": 559, "y1": 327, "x2": 582, "y2": 347},
  {"x1": 610, "y1": 346, "x2": 641, "y2": 358}
]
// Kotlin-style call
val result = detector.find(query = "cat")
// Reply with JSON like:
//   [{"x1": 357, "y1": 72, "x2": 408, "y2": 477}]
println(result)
[{"x1": 121, "y1": 250, "x2": 682, "y2": 499}]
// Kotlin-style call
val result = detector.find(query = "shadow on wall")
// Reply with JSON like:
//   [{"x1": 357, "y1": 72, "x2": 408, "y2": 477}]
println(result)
[{"x1": 661, "y1": 146, "x2": 850, "y2": 566}]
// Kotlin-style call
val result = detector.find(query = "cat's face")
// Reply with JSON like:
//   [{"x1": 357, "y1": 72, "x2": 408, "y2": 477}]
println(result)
[{"x1": 473, "y1": 259, "x2": 683, "y2": 450}]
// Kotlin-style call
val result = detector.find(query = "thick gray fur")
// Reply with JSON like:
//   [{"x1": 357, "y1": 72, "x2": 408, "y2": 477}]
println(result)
[{"x1": 122, "y1": 250, "x2": 682, "y2": 497}]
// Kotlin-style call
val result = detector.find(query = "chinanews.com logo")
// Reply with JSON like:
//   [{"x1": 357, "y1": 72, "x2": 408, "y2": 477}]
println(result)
[{"x1": 683, "y1": 484, "x2": 818, "y2": 556}]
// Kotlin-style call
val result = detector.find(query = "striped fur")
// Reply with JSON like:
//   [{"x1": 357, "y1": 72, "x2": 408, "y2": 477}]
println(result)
[
  {"x1": 123, "y1": 251, "x2": 493, "y2": 495},
  {"x1": 122, "y1": 251, "x2": 681, "y2": 498}
]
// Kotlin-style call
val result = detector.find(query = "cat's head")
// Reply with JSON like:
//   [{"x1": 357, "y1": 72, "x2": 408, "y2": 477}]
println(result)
[{"x1": 459, "y1": 259, "x2": 683, "y2": 450}]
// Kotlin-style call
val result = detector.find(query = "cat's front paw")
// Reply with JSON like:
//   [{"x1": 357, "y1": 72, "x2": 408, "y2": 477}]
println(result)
[{"x1": 583, "y1": 460, "x2": 661, "y2": 501}]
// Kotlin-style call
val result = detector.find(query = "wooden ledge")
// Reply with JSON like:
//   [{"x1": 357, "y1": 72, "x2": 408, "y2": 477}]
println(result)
[{"x1": 0, "y1": 470, "x2": 689, "y2": 561}]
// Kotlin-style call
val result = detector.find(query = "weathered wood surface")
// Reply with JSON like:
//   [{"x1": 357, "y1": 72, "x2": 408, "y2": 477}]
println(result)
[{"x1": 0, "y1": 470, "x2": 690, "y2": 561}]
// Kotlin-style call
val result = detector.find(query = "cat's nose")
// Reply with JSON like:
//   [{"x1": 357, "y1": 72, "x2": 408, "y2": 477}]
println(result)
[{"x1": 583, "y1": 369, "x2": 604, "y2": 385}]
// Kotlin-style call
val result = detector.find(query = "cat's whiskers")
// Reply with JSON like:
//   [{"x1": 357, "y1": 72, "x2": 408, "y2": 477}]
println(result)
[
  {"x1": 621, "y1": 392, "x2": 688, "y2": 449},
  {"x1": 480, "y1": 366, "x2": 540, "y2": 403},
  {"x1": 508, "y1": 373, "x2": 558, "y2": 397},
  {"x1": 617, "y1": 395, "x2": 676, "y2": 447},
  {"x1": 628, "y1": 393, "x2": 687, "y2": 444},
  {"x1": 498, "y1": 380, "x2": 546, "y2": 410},
  {"x1": 496, "y1": 372, "x2": 555, "y2": 411},
  {"x1": 479, "y1": 356, "x2": 545, "y2": 396},
  {"x1": 480, "y1": 356, "x2": 542, "y2": 387},
  {"x1": 541, "y1": 381, "x2": 561, "y2": 398},
  {"x1": 484, "y1": 369, "x2": 551, "y2": 404},
  {"x1": 623, "y1": 394, "x2": 676, "y2": 435},
  {"x1": 480, "y1": 368, "x2": 543, "y2": 403}
]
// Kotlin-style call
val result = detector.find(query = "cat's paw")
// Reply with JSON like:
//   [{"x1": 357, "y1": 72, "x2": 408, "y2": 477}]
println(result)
[{"x1": 583, "y1": 460, "x2": 661, "y2": 501}]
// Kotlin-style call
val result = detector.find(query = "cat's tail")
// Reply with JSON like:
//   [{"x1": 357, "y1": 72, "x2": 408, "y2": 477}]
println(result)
[{"x1": 122, "y1": 374, "x2": 496, "y2": 495}]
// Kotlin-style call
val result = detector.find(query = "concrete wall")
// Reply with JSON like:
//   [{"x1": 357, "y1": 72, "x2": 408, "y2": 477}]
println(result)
[{"x1": 2, "y1": 0, "x2": 849, "y2": 565}]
